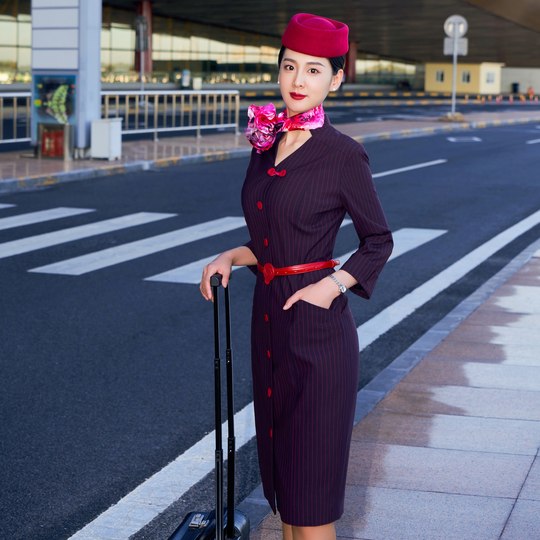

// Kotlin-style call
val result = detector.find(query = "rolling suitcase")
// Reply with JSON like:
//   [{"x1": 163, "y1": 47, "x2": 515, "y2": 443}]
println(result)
[{"x1": 169, "y1": 274, "x2": 250, "y2": 540}]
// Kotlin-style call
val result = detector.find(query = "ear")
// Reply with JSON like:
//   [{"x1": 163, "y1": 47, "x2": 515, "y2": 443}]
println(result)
[{"x1": 330, "y1": 69, "x2": 344, "y2": 91}]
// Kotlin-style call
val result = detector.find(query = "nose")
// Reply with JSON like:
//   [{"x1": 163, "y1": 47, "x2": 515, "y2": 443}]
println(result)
[{"x1": 293, "y1": 72, "x2": 305, "y2": 88}]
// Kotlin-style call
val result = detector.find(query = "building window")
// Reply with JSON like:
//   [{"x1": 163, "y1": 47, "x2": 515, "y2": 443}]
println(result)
[
  {"x1": 436, "y1": 70, "x2": 444, "y2": 82},
  {"x1": 462, "y1": 71, "x2": 471, "y2": 83},
  {"x1": 486, "y1": 71, "x2": 495, "y2": 84}
]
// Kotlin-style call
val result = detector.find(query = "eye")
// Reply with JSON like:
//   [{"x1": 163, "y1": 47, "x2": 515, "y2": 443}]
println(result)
[
  {"x1": 308, "y1": 68, "x2": 320, "y2": 74},
  {"x1": 283, "y1": 64, "x2": 294, "y2": 71}
]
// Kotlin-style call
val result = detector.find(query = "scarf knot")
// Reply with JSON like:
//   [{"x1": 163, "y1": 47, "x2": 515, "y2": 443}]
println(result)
[{"x1": 245, "y1": 103, "x2": 324, "y2": 153}]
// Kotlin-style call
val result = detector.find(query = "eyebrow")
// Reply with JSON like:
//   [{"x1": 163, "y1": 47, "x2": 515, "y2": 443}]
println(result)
[{"x1": 283, "y1": 57, "x2": 326, "y2": 67}]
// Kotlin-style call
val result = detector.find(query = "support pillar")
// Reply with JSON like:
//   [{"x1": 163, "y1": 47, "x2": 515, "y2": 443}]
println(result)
[
  {"x1": 346, "y1": 41, "x2": 357, "y2": 84},
  {"x1": 31, "y1": 0, "x2": 101, "y2": 154},
  {"x1": 135, "y1": 0, "x2": 153, "y2": 76}
]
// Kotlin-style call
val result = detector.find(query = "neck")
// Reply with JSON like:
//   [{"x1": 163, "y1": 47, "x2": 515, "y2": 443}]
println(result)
[{"x1": 280, "y1": 130, "x2": 310, "y2": 146}]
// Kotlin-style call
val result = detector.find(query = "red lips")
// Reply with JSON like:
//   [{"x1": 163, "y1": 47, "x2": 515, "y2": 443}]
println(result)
[{"x1": 290, "y1": 92, "x2": 307, "y2": 100}]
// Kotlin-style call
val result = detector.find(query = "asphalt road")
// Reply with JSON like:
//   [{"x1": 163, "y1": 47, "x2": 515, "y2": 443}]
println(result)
[{"x1": 1, "y1": 121, "x2": 539, "y2": 539}]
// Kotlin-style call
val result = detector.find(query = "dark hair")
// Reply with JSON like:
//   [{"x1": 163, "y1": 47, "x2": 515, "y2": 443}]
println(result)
[{"x1": 278, "y1": 46, "x2": 346, "y2": 75}]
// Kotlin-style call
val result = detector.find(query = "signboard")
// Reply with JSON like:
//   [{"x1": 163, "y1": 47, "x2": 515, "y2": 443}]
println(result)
[
  {"x1": 33, "y1": 74, "x2": 76, "y2": 125},
  {"x1": 444, "y1": 37, "x2": 468, "y2": 56}
]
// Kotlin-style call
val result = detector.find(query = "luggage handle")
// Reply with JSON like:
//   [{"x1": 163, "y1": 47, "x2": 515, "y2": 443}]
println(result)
[{"x1": 210, "y1": 273, "x2": 236, "y2": 539}]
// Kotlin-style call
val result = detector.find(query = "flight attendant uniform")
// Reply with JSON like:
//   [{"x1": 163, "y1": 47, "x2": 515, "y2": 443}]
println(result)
[{"x1": 241, "y1": 115, "x2": 393, "y2": 526}]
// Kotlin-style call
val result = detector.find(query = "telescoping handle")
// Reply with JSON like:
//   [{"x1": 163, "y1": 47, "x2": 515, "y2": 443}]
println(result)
[{"x1": 210, "y1": 273, "x2": 236, "y2": 539}]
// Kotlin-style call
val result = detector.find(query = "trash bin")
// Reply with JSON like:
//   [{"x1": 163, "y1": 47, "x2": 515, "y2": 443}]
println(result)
[
  {"x1": 91, "y1": 118, "x2": 122, "y2": 160},
  {"x1": 192, "y1": 77, "x2": 203, "y2": 90},
  {"x1": 38, "y1": 123, "x2": 72, "y2": 160},
  {"x1": 511, "y1": 82, "x2": 520, "y2": 94}
]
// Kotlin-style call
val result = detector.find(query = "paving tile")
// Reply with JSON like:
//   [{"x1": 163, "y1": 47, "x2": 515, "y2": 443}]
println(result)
[
  {"x1": 428, "y1": 339, "x2": 540, "y2": 366},
  {"x1": 446, "y1": 324, "x2": 540, "y2": 347},
  {"x1": 500, "y1": 499, "x2": 540, "y2": 540},
  {"x1": 483, "y1": 285, "x2": 540, "y2": 314},
  {"x1": 464, "y1": 310, "x2": 540, "y2": 329},
  {"x1": 520, "y1": 454, "x2": 540, "y2": 501},
  {"x1": 352, "y1": 410, "x2": 540, "y2": 455},
  {"x1": 403, "y1": 358, "x2": 540, "y2": 392},
  {"x1": 347, "y1": 442, "x2": 531, "y2": 498},
  {"x1": 379, "y1": 382, "x2": 540, "y2": 421},
  {"x1": 337, "y1": 485, "x2": 512, "y2": 540}
]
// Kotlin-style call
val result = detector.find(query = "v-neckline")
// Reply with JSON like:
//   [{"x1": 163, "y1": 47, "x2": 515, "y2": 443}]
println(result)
[{"x1": 273, "y1": 131, "x2": 314, "y2": 168}]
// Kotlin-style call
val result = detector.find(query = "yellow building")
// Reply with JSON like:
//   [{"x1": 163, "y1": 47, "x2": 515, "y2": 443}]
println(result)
[{"x1": 425, "y1": 62, "x2": 504, "y2": 94}]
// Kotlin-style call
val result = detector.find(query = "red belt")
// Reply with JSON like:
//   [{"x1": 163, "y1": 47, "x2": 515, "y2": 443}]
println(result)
[{"x1": 257, "y1": 260, "x2": 339, "y2": 285}]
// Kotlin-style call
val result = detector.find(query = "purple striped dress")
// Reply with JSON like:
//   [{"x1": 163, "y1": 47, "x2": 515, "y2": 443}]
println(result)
[{"x1": 241, "y1": 116, "x2": 393, "y2": 526}]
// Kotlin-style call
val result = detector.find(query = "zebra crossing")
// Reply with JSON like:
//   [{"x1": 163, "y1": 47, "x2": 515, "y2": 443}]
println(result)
[{"x1": 0, "y1": 203, "x2": 447, "y2": 283}]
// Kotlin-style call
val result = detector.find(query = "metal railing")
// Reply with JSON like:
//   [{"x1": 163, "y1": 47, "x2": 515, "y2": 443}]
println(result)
[
  {"x1": 0, "y1": 89, "x2": 240, "y2": 146},
  {"x1": 101, "y1": 90, "x2": 240, "y2": 140},
  {"x1": 0, "y1": 92, "x2": 32, "y2": 144}
]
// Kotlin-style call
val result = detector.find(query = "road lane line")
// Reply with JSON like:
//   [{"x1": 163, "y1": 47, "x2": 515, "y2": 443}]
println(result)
[
  {"x1": 0, "y1": 203, "x2": 16, "y2": 209},
  {"x1": 68, "y1": 211, "x2": 540, "y2": 539},
  {"x1": 0, "y1": 207, "x2": 95, "y2": 231},
  {"x1": 0, "y1": 213, "x2": 176, "y2": 260},
  {"x1": 29, "y1": 217, "x2": 247, "y2": 275},
  {"x1": 526, "y1": 138, "x2": 540, "y2": 144},
  {"x1": 145, "y1": 219, "x2": 353, "y2": 285},
  {"x1": 372, "y1": 159, "x2": 447, "y2": 178}
]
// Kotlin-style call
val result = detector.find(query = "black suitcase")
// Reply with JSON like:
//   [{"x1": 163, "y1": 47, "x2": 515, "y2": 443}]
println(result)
[{"x1": 169, "y1": 274, "x2": 250, "y2": 540}]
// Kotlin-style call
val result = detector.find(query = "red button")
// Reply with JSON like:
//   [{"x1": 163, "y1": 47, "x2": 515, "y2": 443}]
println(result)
[
  {"x1": 267, "y1": 387, "x2": 272, "y2": 398},
  {"x1": 266, "y1": 349, "x2": 271, "y2": 359},
  {"x1": 269, "y1": 428, "x2": 273, "y2": 438},
  {"x1": 264, "y1": 313, "x2": 269, "y2": 322},
  {"x1": 263, "y1": 238, "x2": 269, "y2": 247},
  {"x1": 257, "y1": 201, "x2": 263, "y2": 210}
]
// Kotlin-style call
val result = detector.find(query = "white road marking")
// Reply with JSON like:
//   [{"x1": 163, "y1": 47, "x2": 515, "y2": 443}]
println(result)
[
  {"x1": 0, "y1": 207, "x2": 95, "y2": 231},
  {"x1": 447, "y1": 136, "x2": 482, "y2": 142},
  {"x1": 372, "y1": 159, "x2": 447, "y2": 178},
  {"x1": 29, "y1": 217, "x2": 247, "y2": 275},
  {"x1": 335, "y1": 227, "x2": 446, "y2": 270},
  {"x1": 526, "y1": 138, "x2": 540, "y2": 144},
  {"x1": 0, "y1": 203, "x2": 16, "y2": 209},
  {"x1": 0, "y1": 213, "x2": 176, "y2": 260},
  {"x1": 145, "y1": 219, "x2": 353, "y2": 285}
]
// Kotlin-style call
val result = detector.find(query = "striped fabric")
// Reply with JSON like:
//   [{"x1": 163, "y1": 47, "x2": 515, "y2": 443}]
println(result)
[{"x1": 241, "y1": 116, "x2": 393, "y2": 526}]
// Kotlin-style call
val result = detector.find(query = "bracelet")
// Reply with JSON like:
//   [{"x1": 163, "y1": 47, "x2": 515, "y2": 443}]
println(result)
[{"x1": 328, "y1": 273, "x2": 347, "y2": 294}]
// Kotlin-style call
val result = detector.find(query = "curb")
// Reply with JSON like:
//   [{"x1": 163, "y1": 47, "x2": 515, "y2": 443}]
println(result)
[
  {"x1": 0, "y1": 147, "x2": 251, "y2": 194},
  {"x1": 352, "y1": 116, "x2": 540, "y2": 143},
  {"x1": 1, "y1": 116, "x2": 538, "y2": 194}
]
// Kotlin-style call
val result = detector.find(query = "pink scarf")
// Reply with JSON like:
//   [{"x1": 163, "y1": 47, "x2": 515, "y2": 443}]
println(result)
[{"x1": 245, "y1": 103, "x2": 325, "y2": 153}]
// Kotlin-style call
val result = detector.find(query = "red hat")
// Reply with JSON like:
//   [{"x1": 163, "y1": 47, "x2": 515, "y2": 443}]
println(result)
[{"x1": 282, "y1": 13, "x2": 349, "y2": 57}]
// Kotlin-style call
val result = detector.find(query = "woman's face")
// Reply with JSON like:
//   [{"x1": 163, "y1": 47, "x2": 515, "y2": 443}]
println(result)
[{"x1": 279, "y1": 48, "x2": 343, "y2": 116}]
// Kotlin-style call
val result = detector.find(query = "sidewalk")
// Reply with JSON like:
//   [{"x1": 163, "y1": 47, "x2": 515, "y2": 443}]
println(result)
[
  {"x1": 1, "y1": 108, "x2": 540, "y2": 194},
  {"x1": 244, "y1": 241, "x2": 540, "y2": 539}
]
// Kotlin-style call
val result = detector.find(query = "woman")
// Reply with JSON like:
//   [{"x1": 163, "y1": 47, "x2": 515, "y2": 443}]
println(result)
[{"x1": 200, "y1": 13, "x2": 393, "y2": 540}]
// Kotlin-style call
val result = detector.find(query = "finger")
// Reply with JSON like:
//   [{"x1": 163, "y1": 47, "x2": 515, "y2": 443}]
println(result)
[{"x1": 283, "y1": 293, "x2": 299, "y2": 310}]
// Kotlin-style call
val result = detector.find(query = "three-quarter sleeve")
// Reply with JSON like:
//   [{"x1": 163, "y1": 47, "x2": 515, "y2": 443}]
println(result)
[{"x1": 339, "y1": 144, "x2": 393, "y2": 298}]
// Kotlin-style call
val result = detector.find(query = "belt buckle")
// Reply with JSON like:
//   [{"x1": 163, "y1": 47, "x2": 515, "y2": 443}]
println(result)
[{"x1": 262, "y1": 263, "x2": 275, "y2": 284}]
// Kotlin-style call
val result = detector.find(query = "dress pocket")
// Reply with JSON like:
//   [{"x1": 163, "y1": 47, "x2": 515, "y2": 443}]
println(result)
[{"x1": 297, "y1": 294, "x2": 346, "y2": 315}]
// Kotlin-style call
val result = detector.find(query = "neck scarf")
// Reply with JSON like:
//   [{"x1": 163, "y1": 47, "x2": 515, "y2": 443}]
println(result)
[{"x1": 245, "y1": 103, "x2": 325, "y2": 153}]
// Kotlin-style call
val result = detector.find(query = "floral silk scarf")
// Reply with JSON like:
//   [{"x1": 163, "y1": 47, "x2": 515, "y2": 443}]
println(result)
[{"x1": 245, "y1": 103, "x2": 325, "y2": 153}]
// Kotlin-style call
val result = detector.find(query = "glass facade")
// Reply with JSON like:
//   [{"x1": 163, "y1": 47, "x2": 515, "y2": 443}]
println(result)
[
  {"x1": 0, "y1": 1, "x2": 416, "y2": 86},
  {"x1": 0, "y1": 0, "x2": 31, "y2": 83}
]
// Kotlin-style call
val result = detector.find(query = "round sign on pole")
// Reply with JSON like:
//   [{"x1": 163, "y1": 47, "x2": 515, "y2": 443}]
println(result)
[{"x1": 444, "y1": 15, "x2": 468, "y2": 37}]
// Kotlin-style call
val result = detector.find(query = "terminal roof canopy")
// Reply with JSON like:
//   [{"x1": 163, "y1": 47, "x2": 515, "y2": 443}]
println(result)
[{"x1": 105, "y1": 0, "x2": 540, "y2": 67}]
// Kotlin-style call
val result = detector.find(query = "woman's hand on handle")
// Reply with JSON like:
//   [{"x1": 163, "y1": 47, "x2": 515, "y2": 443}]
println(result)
[
  {"x1": 199, "y1": 245, "x2": 258, "y2": 301},
  {"x1": 200, "y1": 252, "x2": 233, "y2": 301}
]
